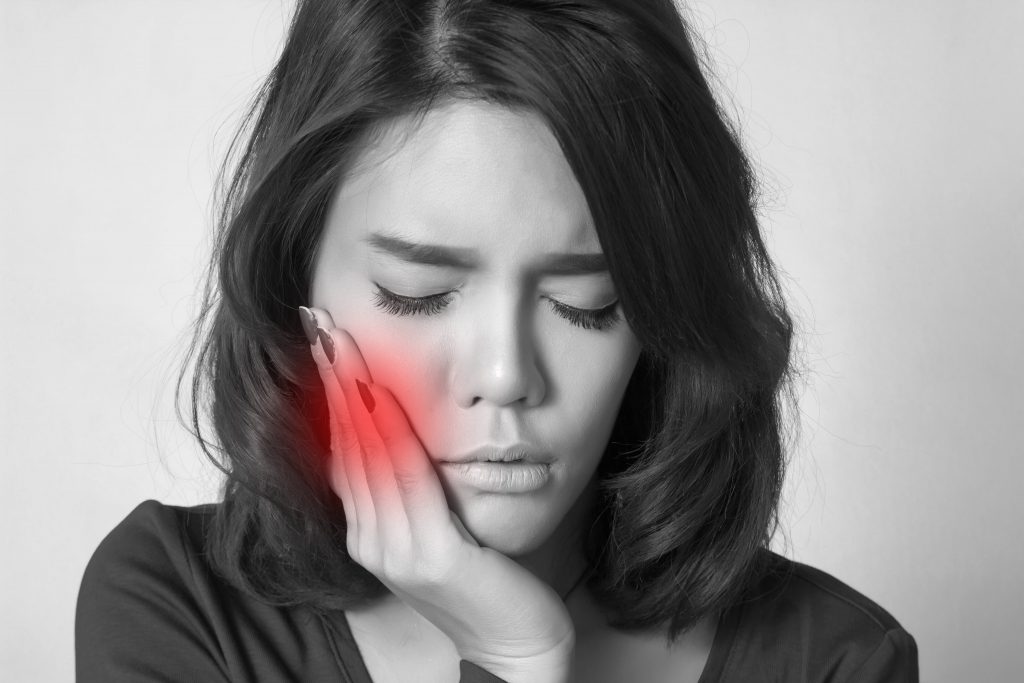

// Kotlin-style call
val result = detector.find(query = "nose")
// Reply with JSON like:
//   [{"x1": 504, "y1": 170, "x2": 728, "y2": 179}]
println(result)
[{"x1": 451, "y1": 300, "x2": 546, "y2": 409}]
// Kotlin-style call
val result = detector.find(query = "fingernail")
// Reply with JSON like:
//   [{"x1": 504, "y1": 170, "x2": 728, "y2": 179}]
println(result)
[
  {"x1": 298, "y1": 306, "x2": 318, "y2": 345},
  {"x1": 317, "y1": 328, "x2": 336, "y2": 364},
  {"x1": 355, "y1": 379, "x2": 375, "y2": 413}
]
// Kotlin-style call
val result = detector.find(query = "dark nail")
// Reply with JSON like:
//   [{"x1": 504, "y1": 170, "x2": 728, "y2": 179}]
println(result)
[
  {"x1": 355, "y1": 379, "x2": 375, "y2": 413},
  {"x1": 298, "y1": 306, "x2": 318, "y2": 345},
  {"x1": 317, "y1": 328, "x2": 335, "y2": 364}
]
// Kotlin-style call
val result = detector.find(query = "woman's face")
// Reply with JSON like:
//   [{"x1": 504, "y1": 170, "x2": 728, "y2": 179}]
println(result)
[{"x1": 310, "y1": 100, "x2": 641, "y2": 556}]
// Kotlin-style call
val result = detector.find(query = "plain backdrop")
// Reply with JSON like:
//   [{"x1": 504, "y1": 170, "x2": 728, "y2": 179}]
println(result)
[{"x1": 2, "y1": 1, "x2": 1021, "y2": 681}]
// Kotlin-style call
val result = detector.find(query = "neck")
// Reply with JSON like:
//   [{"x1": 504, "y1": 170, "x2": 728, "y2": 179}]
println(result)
[{"x1": 511, "y1": 473, "x2": 599, "y2": 603}]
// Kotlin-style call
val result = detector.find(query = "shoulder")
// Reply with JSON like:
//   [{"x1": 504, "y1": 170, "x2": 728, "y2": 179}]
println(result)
[
  {"x1": 76, "y1": 500, "x2": 355, "y2": 681},
  {"x1": 741, "y1": 551, "x2": 909, "y2": 637},
  {"x1": 711, "y1": 551, "x2": 919, "y2": 682},
  {"x1": 77, "y1": 498, "x2": 221, "y2": 613},
  {"x1": 90, "y1": 497, "x2": 215, "y2": 552},
  {"x1": 79, "y1": 499, "x2": 217, "y2": 596},
  {"x1": 75, "y1": 499, "x2": 230, "y2": 680}
]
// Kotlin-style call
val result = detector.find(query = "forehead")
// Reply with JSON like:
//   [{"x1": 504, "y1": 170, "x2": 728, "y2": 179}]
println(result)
[{"x1": 329, "y1": 99, "x2": 600, "y2": 256}]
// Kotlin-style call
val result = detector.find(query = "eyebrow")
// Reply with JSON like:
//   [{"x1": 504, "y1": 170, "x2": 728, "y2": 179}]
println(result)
[{"x1": 364, "y1": 232, "x2": 609, "y2": 275}]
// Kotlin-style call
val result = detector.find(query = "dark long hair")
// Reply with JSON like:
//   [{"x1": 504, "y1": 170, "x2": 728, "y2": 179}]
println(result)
[{"x1": 178, "y1": 0, "x2": 796, "y2": 642}]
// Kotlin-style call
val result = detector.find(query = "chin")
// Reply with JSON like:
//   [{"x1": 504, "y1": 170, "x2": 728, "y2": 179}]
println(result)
[{"x1": 452, "y1": 494, "x2": 559, "y2": 555}]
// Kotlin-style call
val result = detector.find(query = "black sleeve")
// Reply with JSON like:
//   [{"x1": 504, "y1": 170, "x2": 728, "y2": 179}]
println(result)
[
  {"x1": 849, "y1": 628, "x2": 920, "y2": 683},
  {"x1": 75, "y1": 501, "x2": 231, "y2": 682},
  {"x1": 459, "y1": 659, "x2": 511, "y2": 682}
]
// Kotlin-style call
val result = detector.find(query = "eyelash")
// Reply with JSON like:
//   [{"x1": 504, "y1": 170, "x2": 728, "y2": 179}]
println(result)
[{"x1": 371, "y1": 285, "x2": 622, "y2": 331}]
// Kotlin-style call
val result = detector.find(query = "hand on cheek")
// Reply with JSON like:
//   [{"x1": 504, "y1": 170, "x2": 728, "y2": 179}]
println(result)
[
  {"x1": 298, "y1": 305, "x2": 577, "y2": 683},
  {"x1": 299, "y1": 305, "x2": 468, "y2": 554}
]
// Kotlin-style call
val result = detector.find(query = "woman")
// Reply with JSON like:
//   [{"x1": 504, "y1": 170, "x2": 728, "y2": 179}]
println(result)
[{"x1": 76, "y1": 0, "x2": 918, "y2": 681}]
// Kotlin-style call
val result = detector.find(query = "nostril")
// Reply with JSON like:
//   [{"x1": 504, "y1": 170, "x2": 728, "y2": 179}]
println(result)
[{"x1": 451, "y1": 326, "x2": 547, "y2": 409}]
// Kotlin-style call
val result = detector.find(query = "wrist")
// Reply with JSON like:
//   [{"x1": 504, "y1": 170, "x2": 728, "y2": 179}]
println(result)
[
  {"x1": 460, "y1": 660, "x2": 572, "y2": 683},
  {"x1": 459, "y1": 637, "x2": 574, "y2": 683}
]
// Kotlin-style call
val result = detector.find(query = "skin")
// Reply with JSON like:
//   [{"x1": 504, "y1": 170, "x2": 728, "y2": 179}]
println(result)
[
  {"x1": 310, "y1": 99, "x2": 641, "y2": 581},
  {"x1": 304, "y1": 98, "x2": 649, "y2": 680}
]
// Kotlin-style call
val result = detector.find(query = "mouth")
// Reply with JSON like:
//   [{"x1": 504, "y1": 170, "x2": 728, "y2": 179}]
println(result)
[
  {"x1": 439, "y1": 460, "x2": 552, "y2": 493},
  {"x1": 440, "y1": 444, "x2": 554, "y2": 465}
]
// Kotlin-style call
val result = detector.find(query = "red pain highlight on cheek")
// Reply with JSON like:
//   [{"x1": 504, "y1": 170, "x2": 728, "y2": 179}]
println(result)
[
  {"x1": 299, "y1": 334, "x2": 447, "y2": 503},
  {"x1": 357, "y1": 343, "x2": 443, "y2": 475}
]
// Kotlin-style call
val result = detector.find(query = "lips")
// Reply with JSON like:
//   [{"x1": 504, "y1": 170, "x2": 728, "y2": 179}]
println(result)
[
  {"x1": 441, "y1": 460, "x2": 552, "y2": 492},
  {"x1": 441, "y1": 444, "x2": 554, "y2": 465}
]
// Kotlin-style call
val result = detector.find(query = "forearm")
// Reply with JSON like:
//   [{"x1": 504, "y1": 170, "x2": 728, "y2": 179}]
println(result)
[
  {"x1": 458, "y1": 638, "x2": 574, "y2": 683},
  {"x1": 459, "y1": 659, "x2": 572, "y2": 683}
]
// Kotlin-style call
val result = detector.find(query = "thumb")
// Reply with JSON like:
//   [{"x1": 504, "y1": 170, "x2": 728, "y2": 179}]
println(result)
[{"x1": 449, "y1": 510, "x2": 479, "y2": 546}]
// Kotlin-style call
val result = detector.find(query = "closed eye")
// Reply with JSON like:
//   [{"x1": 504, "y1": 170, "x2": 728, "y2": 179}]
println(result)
[
  {"x1": 371, "y1": 285, "x2": 451, "y2": 316},
  {"x1": 371, "y1": 284, "x2": 621, "y2": 331},
  {"x1": 543, "y1": 297, "x2": 621, "y2": 331}
]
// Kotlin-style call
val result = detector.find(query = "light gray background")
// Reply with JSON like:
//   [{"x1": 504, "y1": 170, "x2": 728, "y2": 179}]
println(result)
[{"x1": 2, "y1": 1, "x2": 1021, "y2": 680}]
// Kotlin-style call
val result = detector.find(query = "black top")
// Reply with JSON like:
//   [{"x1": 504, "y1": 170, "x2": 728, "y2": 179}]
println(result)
[{"x1": 76, "y1": 500, "x2": 918, "y2": 682}]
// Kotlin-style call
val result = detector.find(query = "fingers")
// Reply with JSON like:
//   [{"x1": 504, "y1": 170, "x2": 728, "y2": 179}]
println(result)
[
  {"x1": 300, "y1": 305, "x2": 469, "y2": 578},
  {"x1": 301, "y1": 306, "x2": 369, "y2": 550},
  {"x1": 301, "y1": 307, "x2": 408, "y2": 555},
  {"x1": 328, "y1": 335, "x2": 383, "y2": 548},
  {"x1": 325, "y1": 383, "x2": 358, "y2": 533},
  {"x1": 328, "y1": 331, "x2": 409, "y2": 540},
  {"x1": 361, "y1": 382, "x2": 452, "y2": 537}
]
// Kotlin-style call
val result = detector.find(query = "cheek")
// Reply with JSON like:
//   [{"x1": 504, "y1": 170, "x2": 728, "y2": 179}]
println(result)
[
  {"x1": 349, "y1": 326, "x2": 449, "y2": 455},
  {"x1": 560, "y1": 339, "x2": 638, "y2": 416},
  {"x1": 540, "y1": 339, "x2": 639, "y2": 470},
  {"x1": 311, "y1": 275, "x2": 450, "y2": 457}
]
